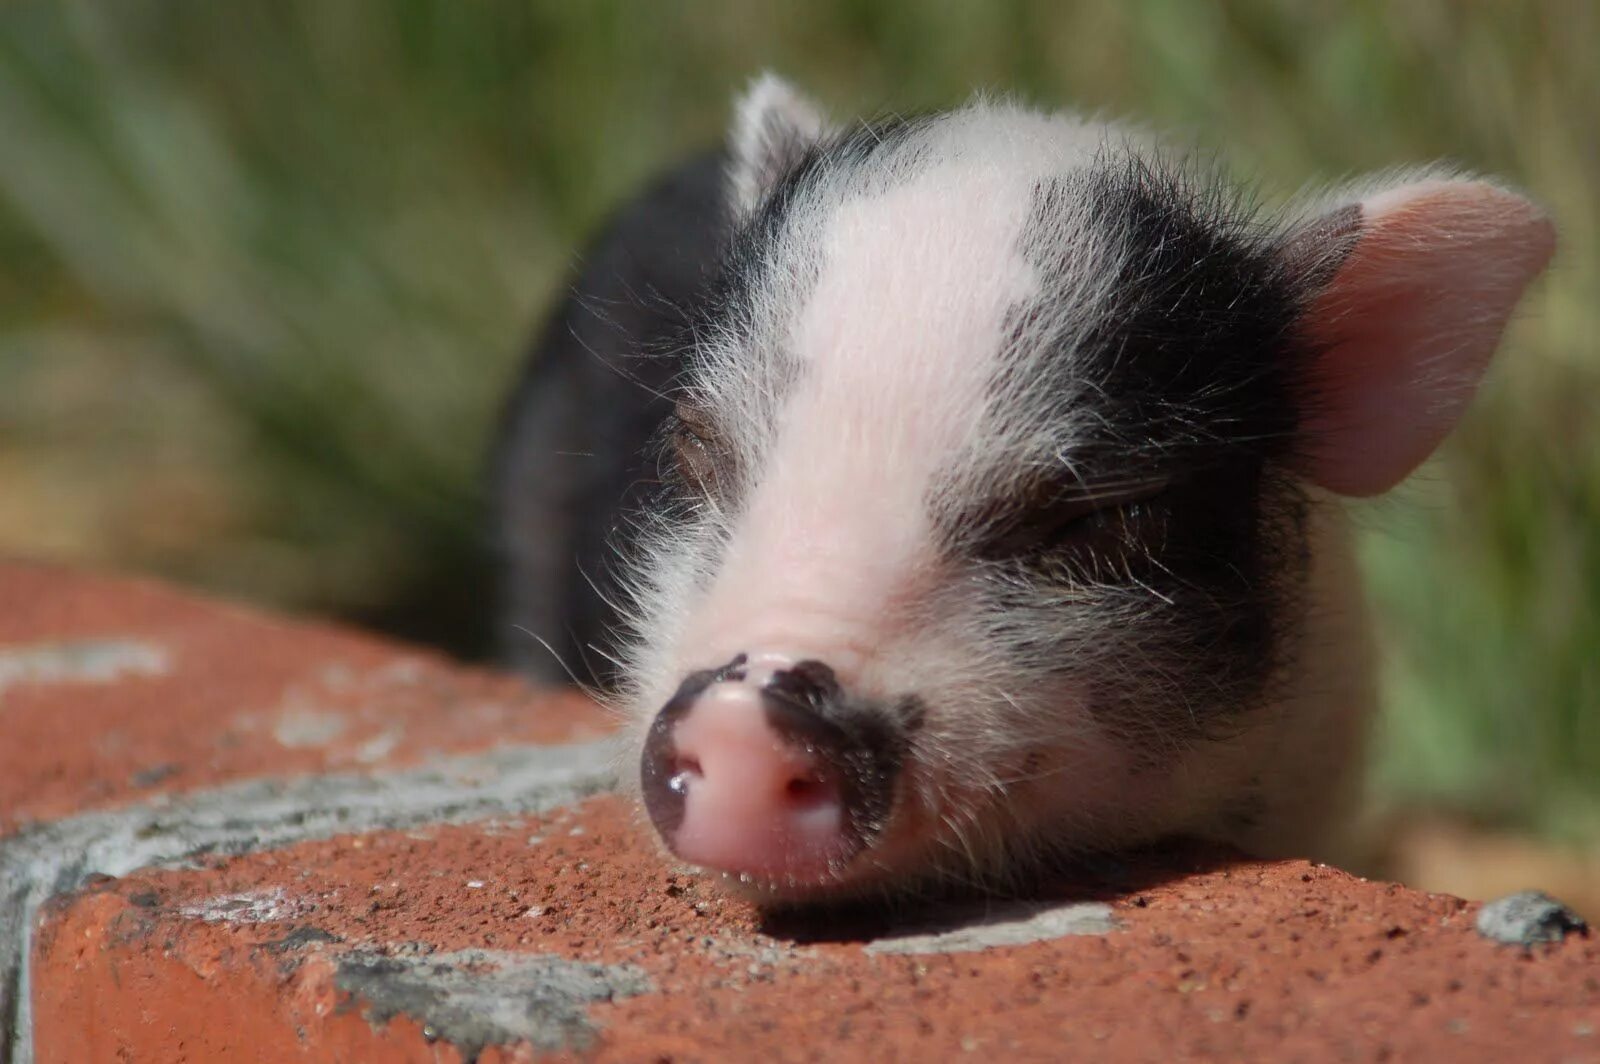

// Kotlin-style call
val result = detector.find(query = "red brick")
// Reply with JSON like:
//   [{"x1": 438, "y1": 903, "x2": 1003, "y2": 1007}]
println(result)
[
  {"x1": 0, "y1": 562, "x2": 610, "y2": 831},
  {"x1": 31, "y1": 797, "x2": 1600, "y2": 1063},
  {"x1": 8, "y1": 564, "x2": 1598, "y2": 1062},
  {"x1": 33, "y1": 886, "x2": 465, "y2": 1063}
]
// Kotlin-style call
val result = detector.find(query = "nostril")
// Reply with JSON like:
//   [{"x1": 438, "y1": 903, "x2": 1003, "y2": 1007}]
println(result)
[
  {"x1": 783, "y1": 772, "x2": 836, "y2": 809},
  {"x1": 668, "y1": 755, "x2": 702, "y2": 795}
]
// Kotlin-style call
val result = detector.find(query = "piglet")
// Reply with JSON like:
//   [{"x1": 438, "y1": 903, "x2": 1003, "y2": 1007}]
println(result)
[{"x1": 491, "y1": 77, "x2": 1554, "y2": 902}]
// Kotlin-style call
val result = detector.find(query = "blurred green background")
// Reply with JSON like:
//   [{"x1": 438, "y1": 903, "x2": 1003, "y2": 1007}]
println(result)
[{"x1": 0, "y1": 2, "x2": 1595, "y2": 901}]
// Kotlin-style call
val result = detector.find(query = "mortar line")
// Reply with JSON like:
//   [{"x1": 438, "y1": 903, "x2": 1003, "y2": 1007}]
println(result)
[{"x1": 0, "y1": 739, "x2": 621, "y2": 1064}]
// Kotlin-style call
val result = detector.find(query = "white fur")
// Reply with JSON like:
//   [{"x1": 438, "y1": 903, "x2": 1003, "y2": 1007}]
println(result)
[{"x1": 728, "y1": 73, "x2": 830, "y2": 218}]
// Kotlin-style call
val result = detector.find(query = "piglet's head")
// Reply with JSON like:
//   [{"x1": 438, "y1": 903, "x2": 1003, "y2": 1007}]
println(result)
[{"x1": 622, "y1": 78, "x2": 1554, "y2": 902}]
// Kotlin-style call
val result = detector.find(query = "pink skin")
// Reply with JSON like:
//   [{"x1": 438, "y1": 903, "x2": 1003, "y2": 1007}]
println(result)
[
  {"x1": 1298, "y1": 181, "x2": 1556, "y2": 496},
  {"x1": 663, "y1": 678, "x2": 849, "y2": 880}
]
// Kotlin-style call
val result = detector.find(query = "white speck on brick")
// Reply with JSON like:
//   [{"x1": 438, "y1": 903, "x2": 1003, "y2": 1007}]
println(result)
[
  {"x1": 177, "y1": 888, "x2": 308, "y2": 925},
  {"x1": 0, "y1": 639, "x2": 170, "y2": 694},
  {"x1": 272, "y1": 707, "x2": 348, "y2": 748},
  {"x1": 467, "y1": 880, "x2": 485, "y2": 889},
  {"x1": 352, "y1": 727, "x2": 404, "y2": 764}
]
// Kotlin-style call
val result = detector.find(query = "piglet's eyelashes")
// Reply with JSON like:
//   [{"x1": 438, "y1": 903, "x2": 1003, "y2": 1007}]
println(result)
[
  {"x1": 967, "y1": 476, "x2": 1171, "y2": 562},
  {"x1": 667, "y1": 401, "x2": 734, "y2": 499}
]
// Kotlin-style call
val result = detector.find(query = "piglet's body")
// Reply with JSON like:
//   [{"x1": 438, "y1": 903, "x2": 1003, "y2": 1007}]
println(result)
[{"x1": 492, "y1": 78, "x2": 1554, "y2": 902}]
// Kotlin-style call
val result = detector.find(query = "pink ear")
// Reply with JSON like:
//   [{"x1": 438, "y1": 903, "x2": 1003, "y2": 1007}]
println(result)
[{"x1": 1293, "y1": 179, "x2": 1555, "y2": 497}]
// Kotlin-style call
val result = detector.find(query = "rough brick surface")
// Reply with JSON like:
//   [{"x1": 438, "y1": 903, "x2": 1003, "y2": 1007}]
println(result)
[
  {"x1": 0, "y1": 562, "x2": 609, "y2": 832},
  {"x1": 0, "y1": 561, "x2": 612, "y2": 1062},
  {"x1": 31, "y1": 800, "x2": 1600, "y2": 1062},
  {"x1": 3, "y1": 563, "x2": 1597, "y2": 1063}
]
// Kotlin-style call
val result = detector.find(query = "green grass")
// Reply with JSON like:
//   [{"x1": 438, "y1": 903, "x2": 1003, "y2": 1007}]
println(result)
[{"x1": 0, "y1": 1, "x2": 1595, "y2": 838}]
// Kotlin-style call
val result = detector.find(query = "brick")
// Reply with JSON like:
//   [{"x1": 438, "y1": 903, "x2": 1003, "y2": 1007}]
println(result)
[
  {"x1": 0, "y1": 562, "x2": 613, "y2": 1061},
  {"x1": 0, "y1": 562, "x2": 610, "y2": 832},
  {"x1": 4, "y1": 564, "x2": 1598, "y2": 1062},
  {"x1": 28, "y1": 797, "x2": 1600, "y2": 1062}
]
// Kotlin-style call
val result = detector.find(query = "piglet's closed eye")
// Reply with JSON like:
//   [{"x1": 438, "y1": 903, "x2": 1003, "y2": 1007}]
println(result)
[{"x1": 1287, "y1": 179, "x2": 1555, "y2": 497}]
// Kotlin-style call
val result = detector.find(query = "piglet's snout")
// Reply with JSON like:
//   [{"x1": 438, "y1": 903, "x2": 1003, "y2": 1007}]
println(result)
[{"x1": 640, "y1": 656, "x2": 898, "y2": 882}]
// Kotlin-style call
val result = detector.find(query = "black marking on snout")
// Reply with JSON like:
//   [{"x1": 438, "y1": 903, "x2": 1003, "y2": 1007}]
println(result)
[
  {"x1": 639, "y1": 653, "x2": 749, "y2": 837},
  {"x1": 761, "y1": 660, "x2": 912, "y2": 859},
  {"x1": 896, "y1": 694, "x2": 928, "y2": 734}
]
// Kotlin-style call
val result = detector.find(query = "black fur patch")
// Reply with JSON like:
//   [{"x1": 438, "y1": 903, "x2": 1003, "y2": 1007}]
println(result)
[
  {"x1": 489, "y1": 151, "x2": 729, "y2": 687},
  {"x1": 1041, "y1": 153, "x2": 1308, "y2": 464},
  {"x1": 967, "y1": 153, "x2": 1320, "y2": 750}
]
